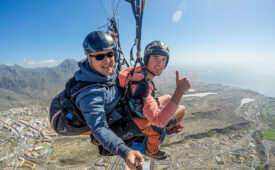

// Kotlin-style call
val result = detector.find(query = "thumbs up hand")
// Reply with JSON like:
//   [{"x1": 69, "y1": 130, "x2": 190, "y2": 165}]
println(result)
[{"x1": 175, "y1": 71, "x2": 191, "y2": 94}]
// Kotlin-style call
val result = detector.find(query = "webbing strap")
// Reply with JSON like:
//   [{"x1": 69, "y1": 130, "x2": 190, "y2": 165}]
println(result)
[
  {"x1": 71, "y1": 81, "x2": 116, "y2": 100},
  {"x1": 125, "y1": 0, "x2": 148, "y2": 82}
]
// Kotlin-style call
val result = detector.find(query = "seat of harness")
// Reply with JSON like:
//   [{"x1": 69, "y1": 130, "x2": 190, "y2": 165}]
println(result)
[{"x1": 128, "y1": 98, "x2": 147, "y2": 119}]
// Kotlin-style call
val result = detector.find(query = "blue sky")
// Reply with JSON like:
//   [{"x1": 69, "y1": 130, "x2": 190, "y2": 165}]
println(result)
[{"x1": 0, "y1": 0, "x2": 274, "y2": 70}]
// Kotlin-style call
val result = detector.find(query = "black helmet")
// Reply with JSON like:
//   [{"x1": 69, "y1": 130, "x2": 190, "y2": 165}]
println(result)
[
  {"x1": 143, "y1": 41, "x2": 170, "y2": 67},
  {"x1": 83, "y1": 31, "x2": 116, "y2": 55}
]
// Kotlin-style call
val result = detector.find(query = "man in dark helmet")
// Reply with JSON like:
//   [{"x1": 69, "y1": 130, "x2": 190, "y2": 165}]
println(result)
[
  {"x1": 119, "y1": 40, "x2": 190, "y2": 160},
  {"x1": 75, "y1": 31, "x2": 143, "y2": 168}
]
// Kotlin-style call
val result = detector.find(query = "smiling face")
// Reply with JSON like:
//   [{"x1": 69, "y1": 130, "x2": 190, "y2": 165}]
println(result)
[
  {"x1": 87, "y1": 49, "x2": 115, "y2": 76},
  {"x1": 147, "y1": 55, "x2": 168, "y2": 79}
]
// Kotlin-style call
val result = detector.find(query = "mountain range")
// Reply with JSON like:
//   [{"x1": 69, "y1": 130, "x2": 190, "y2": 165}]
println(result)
[
  {"x1": 0, "y1": 59, "x2": 79, "y2": 110},
  {"x1": 0, "y1": 59, "x2": 200, "y2": 110}
]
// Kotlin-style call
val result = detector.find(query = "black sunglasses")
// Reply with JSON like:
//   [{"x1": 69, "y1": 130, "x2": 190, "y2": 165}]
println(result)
[{"x1": 88, "y1": 52, "x2": 114, "y2": 61}]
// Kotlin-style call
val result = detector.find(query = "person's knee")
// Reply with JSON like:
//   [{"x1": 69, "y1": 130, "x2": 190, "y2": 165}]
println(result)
[
  {"x1": 176, "y1": 105, "x2": 185, "y2": 122},
  {"x1": 164, "y1": 94, "x2": 172, "y2": 99},
  {"x1": 159, "y1": 95, "x2": 171, "y2": 102},
  {"x1": 178, "y1": 105, "x2": 185, "y2": 114},
  {"x1": 158, "y1": 94, "x2": 172, "y2": 107}
]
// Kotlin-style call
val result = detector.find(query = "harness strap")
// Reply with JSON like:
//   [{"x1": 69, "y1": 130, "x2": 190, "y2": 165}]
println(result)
[{"x1": 71, "y1": 83, "x2": 104, "y2": 100}]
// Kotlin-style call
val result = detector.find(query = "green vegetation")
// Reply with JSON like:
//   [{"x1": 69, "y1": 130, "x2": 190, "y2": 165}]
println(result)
[
  {"x1": 255, "y1": 166, "x2": 269, "y2": 170},
  {"x1": 261, "y1": 103, "x2": 275, "y2": 116},
  {"x1": 260, "y1": 103, "x2": 275, "y2": 127},
  {"x1": 46, "y1": 164, "x2": 55, "y2": 169},
  {"x1": 42, "y1": 144, "x2": 50, "y2": 149},
  {"x1": 262, "y1": 129, "x2": 275, "y2": 140}
]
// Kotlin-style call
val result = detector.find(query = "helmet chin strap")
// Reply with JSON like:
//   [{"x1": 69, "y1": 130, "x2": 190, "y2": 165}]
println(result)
[{"x1": 147, "y1": 67, "x2": 156, "y2": 78}]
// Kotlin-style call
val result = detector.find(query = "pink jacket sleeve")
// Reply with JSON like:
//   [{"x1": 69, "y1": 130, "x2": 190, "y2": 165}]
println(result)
[{"x1": 142, "y1": 92, "x2": 178, "y2": 128}]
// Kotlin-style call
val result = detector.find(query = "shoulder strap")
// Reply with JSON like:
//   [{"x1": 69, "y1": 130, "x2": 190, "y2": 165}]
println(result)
[
  {"x1": 59, "y1": 77, "x2": 116, "y2": 124},
  {"x1": 71, "y1": 83, "x2": 105, "y2": 100},
  {"x1": 151, "y1": 81, "x2": 157, "y2": 98},
  {"x1": 68, "y1": 78, "x2": 116, "y2": 101}
]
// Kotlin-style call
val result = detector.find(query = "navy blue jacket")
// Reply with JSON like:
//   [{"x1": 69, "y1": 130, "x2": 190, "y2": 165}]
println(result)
[{"x1": 74, "y1": 59, "x2": 131, "y2": 159}]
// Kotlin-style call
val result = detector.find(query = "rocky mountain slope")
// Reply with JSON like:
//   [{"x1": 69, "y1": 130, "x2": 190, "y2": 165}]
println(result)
[{"x1": 0, "y1": 59, "x2": 79, "y2": 109}]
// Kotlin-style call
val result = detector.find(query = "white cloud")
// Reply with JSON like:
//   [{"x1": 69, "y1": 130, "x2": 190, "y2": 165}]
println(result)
[
  {"x1": 43, "y1": 60, "x2": 56, "y2": 64},
  {"x1": 172, "y1": 10, "x2": 182, "y2": 23},
  {"x1": 19, "y1": 59, "x2": 61, "y2": 68}
]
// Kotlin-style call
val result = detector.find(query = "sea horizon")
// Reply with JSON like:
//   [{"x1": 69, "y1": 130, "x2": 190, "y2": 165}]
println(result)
[{"x1": 172, "y1": 63, "x2": 275, "y2": 98}]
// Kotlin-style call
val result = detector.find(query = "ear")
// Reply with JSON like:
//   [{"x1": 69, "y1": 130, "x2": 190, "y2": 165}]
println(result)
[
  {"x1": 86, "y1": 55, "x2": 90, "y2": 63},
  {"x1": 87, "y1": 56, "x2": 93, "y2": 69}
]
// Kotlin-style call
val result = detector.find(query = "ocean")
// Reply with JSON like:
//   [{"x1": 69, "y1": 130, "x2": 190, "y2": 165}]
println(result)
[{"x1": 180, "y1": 64, "x2": 275, "y2": 98}]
